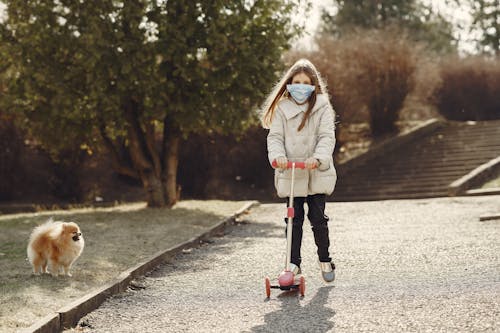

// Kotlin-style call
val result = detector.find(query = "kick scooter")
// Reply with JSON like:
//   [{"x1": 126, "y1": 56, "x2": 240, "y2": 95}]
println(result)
[{"x1": 265, "y1": 160, "x2": 309, "y2": 297}]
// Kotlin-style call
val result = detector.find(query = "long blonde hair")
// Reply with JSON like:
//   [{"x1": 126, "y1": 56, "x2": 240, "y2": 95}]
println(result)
[{"x1": 261, "y1": 59, "x2": 329, "y2": 130}]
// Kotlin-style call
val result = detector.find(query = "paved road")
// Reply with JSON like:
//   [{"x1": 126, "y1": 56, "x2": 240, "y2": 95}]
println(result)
[{"x1": 71, "y1": 196, "x2": 500, "y2": 332}]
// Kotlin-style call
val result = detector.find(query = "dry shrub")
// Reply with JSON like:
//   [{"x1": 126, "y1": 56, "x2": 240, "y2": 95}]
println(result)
[
  {"x1": 48, "y1": 149, "x2": 86, "y2": 202},
  {"x1": 435, "y1": 56, "x2": 500, "y2": 121},
  {"x1": 0, "y1": 114, "x2": 24, "y2": 200},
  {"x1": 289, "y1": 28, "x2": 432, "y2": 136},
  {"x1": 178, "y1": 125, "x2": 274, "y2": 200},
  {"x1": 400, "y1": 53, "x2": 442, "y2": 121}
]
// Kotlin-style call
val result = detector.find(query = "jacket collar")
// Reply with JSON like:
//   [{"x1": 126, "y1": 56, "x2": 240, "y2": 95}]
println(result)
[{"x1": 279, "y1": 94, "x2": 329, "y2": 120}]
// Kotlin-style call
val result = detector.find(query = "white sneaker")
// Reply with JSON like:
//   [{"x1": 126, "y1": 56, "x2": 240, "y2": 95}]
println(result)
[
  {"x1": 289, "y1": 263, "x2": 302, "y2": 275},
  {"x1": 319, "y1": 262, "x2": 335, "y2": 282}
]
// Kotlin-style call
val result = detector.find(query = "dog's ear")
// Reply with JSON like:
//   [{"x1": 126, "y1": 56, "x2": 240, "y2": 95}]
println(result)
[
  {"x1": 62, "y1": 223, "x2": 74, "y2": 233},
  {"x1": 63, "y1": 222, "x2": 79, "y2": 233}
]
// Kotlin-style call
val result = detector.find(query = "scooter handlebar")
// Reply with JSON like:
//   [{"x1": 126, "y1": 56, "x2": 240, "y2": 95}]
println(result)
[{"x1": 271, "y1": 160, "x2": 314, "y2": 169}]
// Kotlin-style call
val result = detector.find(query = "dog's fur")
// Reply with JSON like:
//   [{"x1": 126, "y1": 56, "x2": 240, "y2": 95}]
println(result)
[{"x1": 27, "y1": 219, "x2": 84, "y2": 276}]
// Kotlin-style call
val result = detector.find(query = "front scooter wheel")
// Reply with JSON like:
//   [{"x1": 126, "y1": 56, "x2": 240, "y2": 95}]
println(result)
[
  {"x1": 299, "y1": 276, "x2": 305, "y2": 296},
  {"x1": 265, "y1": 277, "x2": 271, "y2": 298}
]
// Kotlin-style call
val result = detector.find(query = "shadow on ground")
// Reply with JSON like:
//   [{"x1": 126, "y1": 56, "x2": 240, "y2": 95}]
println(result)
[{"x1": 251, "y1": 286, "x2": 335, "y2": 333}]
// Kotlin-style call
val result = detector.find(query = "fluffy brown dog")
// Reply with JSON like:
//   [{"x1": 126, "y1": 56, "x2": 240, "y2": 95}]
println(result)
[{"x1": 27, "y1": 219, "x2": 84, "y2": 276}]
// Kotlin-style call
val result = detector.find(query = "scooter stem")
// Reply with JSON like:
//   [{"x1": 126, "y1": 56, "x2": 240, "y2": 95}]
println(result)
[{"x1": 285, "y1": 162, "x2": 296, "y2": 272}]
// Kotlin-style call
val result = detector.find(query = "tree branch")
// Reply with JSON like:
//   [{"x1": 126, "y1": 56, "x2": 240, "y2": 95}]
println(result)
[
  {"x1": 97, "y1": 117, "x2": 139, "y2": 179},
  {"x1": 123, "y1": 98, "x2": 154, "y2": 172}
]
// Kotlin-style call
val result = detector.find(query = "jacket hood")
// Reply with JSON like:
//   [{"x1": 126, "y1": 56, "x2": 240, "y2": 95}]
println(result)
[{"x1": 278, "y1": 93, "x2": 330, "y2": 120}]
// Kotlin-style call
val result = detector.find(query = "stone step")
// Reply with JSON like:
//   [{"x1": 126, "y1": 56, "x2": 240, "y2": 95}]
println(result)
[
  {"x1": 334, "y1": 120, "x2": 500, "y2": 201},
  {"x1": 336, "y1": 178, "x2": 455, "y2": 188},
  {"x1": 336, "y1": 184, "x2": 451, "y2": 194},
  {"x1": 355, "y1": 168, "x2": 474, "y2": 178},
  {"x1": 335, "y1": 183, "x2": 451, "y2": 193},
  {"x1": 332, "y1": 191, "x2": 449, "y2": 202}
]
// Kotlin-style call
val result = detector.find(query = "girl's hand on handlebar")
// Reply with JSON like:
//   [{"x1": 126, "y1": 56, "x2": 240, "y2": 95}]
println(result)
[
  {"x1": 275, "y1": 156, "x2": 288, "y2": 169},
  {"x1": 305, "y1": 157, "x2": 319, "y2": 170}
]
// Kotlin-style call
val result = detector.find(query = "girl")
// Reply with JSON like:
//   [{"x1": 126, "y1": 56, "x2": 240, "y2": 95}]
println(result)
[{"x1": 261, "y1": 58, "x2": 337, "y2": 282}]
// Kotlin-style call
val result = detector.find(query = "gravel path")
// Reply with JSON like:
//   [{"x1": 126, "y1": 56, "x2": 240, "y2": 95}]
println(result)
[{"x1": 70, "y1": 195, "x2": 500, "y2": 332}]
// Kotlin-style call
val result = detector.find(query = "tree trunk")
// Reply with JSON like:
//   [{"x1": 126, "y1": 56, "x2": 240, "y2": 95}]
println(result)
[
  {"x1": 161, "y1": 116, "x2": 180, "y2": 207},
  {"x1": 141, "y1": 168, "x2": 166, "y2": 207},
  {"x1": 124, "y1": 98, "x2": 167, "y2": 207},
  {"x1": 162, "y1": 135, "x2": 180, "y2": 207},
  {"x1": 103, "y1": 100, "x2": 182, "y2": 208}
]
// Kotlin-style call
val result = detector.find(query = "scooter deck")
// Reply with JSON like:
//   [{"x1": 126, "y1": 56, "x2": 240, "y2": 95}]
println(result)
[
  {"x1": 270, "y1": 284, "x2": 300, "y2": 291},
  {"x1": 269, "y1": 274, "x2": 303, "y2": 290},
  {"x1": 265, "y1": 274, "x2": 305, "y2": 297}
]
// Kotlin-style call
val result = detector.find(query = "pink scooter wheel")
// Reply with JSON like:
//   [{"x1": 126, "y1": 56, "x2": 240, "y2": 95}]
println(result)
[
  {"x1": 299, "y1": 276, "x2": 305, "y2": 296},
  {"x1": 278, "y1": 271, "x2": 294, "y2": 287},
  {"x1": 265, "y1": 277, "x2": 271, "y2": 298}
]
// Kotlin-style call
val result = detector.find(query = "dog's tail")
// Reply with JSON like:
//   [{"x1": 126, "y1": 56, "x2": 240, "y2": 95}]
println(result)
[{"x1": 29, "y1": 218, "x2": 61, "y2": 241}]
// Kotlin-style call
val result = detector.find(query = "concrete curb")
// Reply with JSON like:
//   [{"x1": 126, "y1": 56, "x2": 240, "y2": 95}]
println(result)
[
  {"x1": 448, "y1": 156, "x2": 500, "y2": 196},
  {"x1": 19, "y1": 200, "x2": 260, "y2": 333},
  {"x1": 465, "y1": 187, "x2": 500, "y2": 196},
  {"x1": 337, "y1": 118, "x2": 445, "y2": 177},
  {"x1": 479, "y1": 213, "x2": 500, "y2": 222}
]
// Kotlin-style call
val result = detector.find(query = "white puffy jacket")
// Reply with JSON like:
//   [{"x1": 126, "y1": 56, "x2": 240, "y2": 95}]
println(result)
[{"x1": 267, "y1": 94, "x2": 337, "y2": 198}]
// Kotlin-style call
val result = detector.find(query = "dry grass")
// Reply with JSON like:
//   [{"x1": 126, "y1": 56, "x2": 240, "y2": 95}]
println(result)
[{"x1": 0, "y1": 200, "x2": 247, "y2": 332}]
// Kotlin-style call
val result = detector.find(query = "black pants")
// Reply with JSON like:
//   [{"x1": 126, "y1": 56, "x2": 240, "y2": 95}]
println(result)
[{"x1": 285, "y1": 194, "x2": 331, "y2": 267}]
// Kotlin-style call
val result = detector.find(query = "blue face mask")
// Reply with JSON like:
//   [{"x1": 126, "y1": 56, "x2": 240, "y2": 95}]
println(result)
[{"x1": 287, "y1": 83, "x2": 315, "y2": 104}]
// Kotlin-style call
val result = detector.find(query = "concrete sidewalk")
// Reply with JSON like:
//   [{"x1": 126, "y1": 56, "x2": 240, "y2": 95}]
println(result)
[{"x1": 21, "y1": 201, "x2": 259, "y2": 333}]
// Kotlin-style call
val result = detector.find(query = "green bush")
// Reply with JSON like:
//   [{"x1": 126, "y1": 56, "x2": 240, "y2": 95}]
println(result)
[{"x1": 435, "y1": 56, "x2": 500, "y2": 121}]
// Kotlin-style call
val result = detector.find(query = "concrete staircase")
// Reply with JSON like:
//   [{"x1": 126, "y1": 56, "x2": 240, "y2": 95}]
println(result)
[{"x1": 332, "y1": 120, "x2": 500, "y2": 201}]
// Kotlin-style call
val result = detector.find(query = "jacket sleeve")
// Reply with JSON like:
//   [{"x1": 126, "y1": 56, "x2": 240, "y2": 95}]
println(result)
[
  {"x1": 267, "y1": 109, "x2": 287, "y2": 165},
  {"x1": 313, "y1": 105, "x2": 336, "y2": 170}
]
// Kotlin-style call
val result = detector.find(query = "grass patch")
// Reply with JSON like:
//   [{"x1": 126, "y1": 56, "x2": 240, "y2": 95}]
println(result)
[
  {"x1": 0, "y1": 200, "x2": 247, "y2": 332},
  {"x1": 481, "y1": 170, "x2": 500, "y2": 189}
]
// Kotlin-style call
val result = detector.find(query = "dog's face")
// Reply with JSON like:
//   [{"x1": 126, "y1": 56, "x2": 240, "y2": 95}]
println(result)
[{"x1": 62, "y1": 222, "x2": 82, "y2": 242}]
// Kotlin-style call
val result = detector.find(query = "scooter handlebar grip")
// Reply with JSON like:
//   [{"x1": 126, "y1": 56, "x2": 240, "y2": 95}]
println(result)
[{"x1": 271, "y1": 160, "x2": 310, "y2": 169}]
